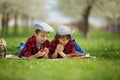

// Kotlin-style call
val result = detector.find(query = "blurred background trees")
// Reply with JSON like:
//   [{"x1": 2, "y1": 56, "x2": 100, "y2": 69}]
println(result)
[
  {"x1": 0, "y1": 0, "x2": 120, "y2": 38},
  {"x1": 57, "y1": 0, "x2": 120, "y2": 38},
  {"x1": 0, "y1": 0, "x2": 47, "y2": 37},
  {"x1": 91, "y1": 0, "x2": 120, "y2": 33}
]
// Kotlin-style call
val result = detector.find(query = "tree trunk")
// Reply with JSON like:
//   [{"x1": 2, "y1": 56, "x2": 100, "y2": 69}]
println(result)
[
  {"x1": 22, "y1": 15, "x2": 29, "y2": 34},
  {"x1": 14, "y1": 14, "x2": 18, "y2": 35},
  {"x1": 25, "y1": 16, "x2": 29, "y2": 31},
  {"x1": 25, "y1": 16, "x2": 29, "y2": 34},
  {"x1": 1, "y1": 13, "x2": 5, "y2": 37},
  {"x1": 79, "y1": 5, "x2": 92, "y2": 39},
  {"x1": 5, "y1": 13, "x2": 9, "y2": 36},
  {"x1": 1, "y1": 13, "x2": 9, "y2": 37}
]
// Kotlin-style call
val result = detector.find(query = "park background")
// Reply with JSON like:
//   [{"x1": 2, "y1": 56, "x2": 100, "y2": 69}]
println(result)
[{"x1": 0, "y1": 0, "x2": 120, "y2": 80}]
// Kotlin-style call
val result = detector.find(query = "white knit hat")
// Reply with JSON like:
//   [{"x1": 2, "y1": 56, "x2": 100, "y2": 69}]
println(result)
[
  {"x1": 56, "y1": 25, "x2": 74, "y2": 36},
  {"x1": 34, "y1": 22, "x2": 53, "y2": 32}
]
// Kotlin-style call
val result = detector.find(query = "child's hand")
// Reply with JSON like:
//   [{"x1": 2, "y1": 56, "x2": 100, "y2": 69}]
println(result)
[
  {"x1": 43, "y1": 48, "x2": 49, "y2": 54},
  {"x1": 39, "y1": 48, "x2": 49, "y2": 55},
  {"x1": 36, "y1": 50, "x2": 46, "y2": 57},
  {"x1": 56, "y1": 44, "x2": 64, "y2": 53},
  {"x1": 29, "y1": 48, "x2": 49, "y2": 58}
]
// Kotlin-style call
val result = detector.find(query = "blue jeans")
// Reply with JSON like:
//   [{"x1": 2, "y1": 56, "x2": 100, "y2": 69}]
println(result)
[
  {"x1": 73, "y1": 40, "x2": 86, "y2": 55},
  {"x1": 18, "y1": 42, "x2": 25, "y2": 54}
]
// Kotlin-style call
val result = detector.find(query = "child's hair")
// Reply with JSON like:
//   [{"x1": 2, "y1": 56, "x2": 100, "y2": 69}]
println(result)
[
  {"x1": 55, "y1": 34, "x2": 71, "y2": 40},
  {"x1": 35, "y1": 29, "x2": 41, "y2": 34}
]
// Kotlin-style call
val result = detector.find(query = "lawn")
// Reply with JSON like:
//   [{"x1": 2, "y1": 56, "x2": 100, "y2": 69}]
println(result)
[{"x1": 0, "y1": 28, "x2": 120, "y2": 80}]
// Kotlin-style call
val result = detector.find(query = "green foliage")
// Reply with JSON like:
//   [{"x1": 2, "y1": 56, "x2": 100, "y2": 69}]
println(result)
[
  {"x1": 0, "y1": 0, "x2": 47, "y2": 19},
  {"x1": 0, "y1": 28, "x2": 120, "y2": 80},
  {"x1": 58, "y1": 0, "x2": 120, "y2": 22}
]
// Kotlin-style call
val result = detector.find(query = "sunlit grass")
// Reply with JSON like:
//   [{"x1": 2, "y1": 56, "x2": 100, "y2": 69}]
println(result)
[
  {"x1": 0, "y1": 27, "x2": 120, "y2": 80},
  {"x1": 0, "y1": 58, "x2": 120, "y2": 80}
]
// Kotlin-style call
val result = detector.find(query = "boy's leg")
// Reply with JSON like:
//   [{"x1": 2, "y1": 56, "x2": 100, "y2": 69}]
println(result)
[
  {"x1": 73, "y1": 40, "x2": 85, "y2": 54},
  {"x1": 18, "y1": 41, "x2": 25, "y2": 54}
]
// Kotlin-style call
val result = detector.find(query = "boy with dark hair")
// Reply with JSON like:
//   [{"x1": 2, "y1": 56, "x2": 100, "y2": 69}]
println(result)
[
  {"x1": 18, "y1": 22, "x2": 53, "y2": 59},
  {"x1": 48, "y1": 25, "x2": 85, "y2": 58}
]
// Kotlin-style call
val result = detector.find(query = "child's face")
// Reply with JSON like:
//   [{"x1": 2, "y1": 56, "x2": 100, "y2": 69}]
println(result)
[
  {"x1": 35, "y1": 31, "x2": 49, "y2": 44},
  {"x1": 58, "y1": 36, "x2": 69, "y2": 45}
]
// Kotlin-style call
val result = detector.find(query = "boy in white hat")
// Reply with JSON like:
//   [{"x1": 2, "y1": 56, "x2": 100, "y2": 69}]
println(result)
[
  {"x1": 48, "y1": 25, "x2": 85, "y2": 58},
  {"x1": 18, "y1": 22, "x2": 53, "y2": 59}
]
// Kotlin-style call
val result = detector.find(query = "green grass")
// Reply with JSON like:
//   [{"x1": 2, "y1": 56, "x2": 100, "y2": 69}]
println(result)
[
  {"x1": 0, "y1": 28, "x2": 120, "y2": 80},
  {"x1": 0, "y1": 58, "x2": 120, "y2": 80}
]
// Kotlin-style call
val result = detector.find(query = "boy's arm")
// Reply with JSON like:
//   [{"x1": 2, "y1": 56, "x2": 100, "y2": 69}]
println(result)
[
  {"x1": 29, "y1": 52, "x2": 43, "y2": 58},
  {"x1": 49, "y1": 41, "x2": 58, "y2": 58},
  {"x1": 29, "y1": 53, "x2": 39, "y2": 58},
  {"x1": 59, "y1": 52, "x2": 67, "y2": 58},
  {"x1": 57, "y1": 44, "x2": 67, "y2": 58},
  {"x1": 51, "y1": 49, "x2": 59, "y2": 58},
  {"x1": 66, "y1": 54, "x2": 71, "y2": 58},
  {"x1": 29, "y1": 49, "x2": 48, "y2": 58},
  {"x1": 52, "y1": 44, "x2": 65, "y2": 58},
  {"x1": 42, "y1": 53, "x2": 48, "y2": 59}
]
